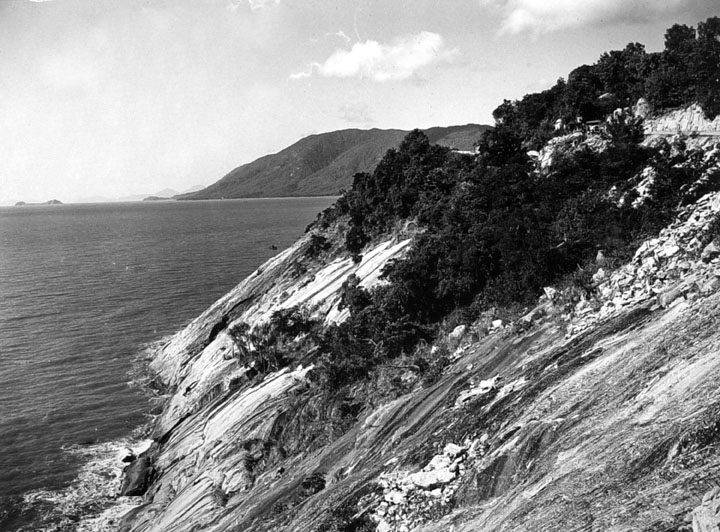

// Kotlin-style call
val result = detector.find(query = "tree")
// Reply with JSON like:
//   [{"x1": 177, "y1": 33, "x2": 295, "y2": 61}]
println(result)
[
  {"x1": 695, "y1": 17, "x2": 720, "y2": 117},
  {"x1": 596, "y1": 43, "x2": 647, "y2": 104}
]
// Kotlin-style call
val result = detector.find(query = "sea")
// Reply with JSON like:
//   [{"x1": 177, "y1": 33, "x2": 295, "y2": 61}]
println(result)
[{"x1": 0, "y1": 197, "x2": 335, "y2": 531}]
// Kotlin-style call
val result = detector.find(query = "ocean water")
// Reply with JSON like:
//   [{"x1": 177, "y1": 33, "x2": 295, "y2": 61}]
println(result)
[{"x1": 0, "y1": 198, "x2": 334, "y2": 531}]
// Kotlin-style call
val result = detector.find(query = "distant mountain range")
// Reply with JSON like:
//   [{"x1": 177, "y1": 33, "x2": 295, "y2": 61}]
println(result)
[
  {"x1": 176, "y1": 124, "x2": 489, "y2": 200},
  {"x1": 73, "y1": 185, "x2": 206, "y2": 204}
]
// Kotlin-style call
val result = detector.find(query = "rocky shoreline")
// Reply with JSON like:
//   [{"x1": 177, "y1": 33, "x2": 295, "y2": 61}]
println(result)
[{"x1": 107, "y1": 106, "x2": 720, "y2": 532}]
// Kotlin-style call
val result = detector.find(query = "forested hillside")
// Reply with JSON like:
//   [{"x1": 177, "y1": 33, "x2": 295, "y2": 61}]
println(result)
[
  {"x1": 176, "y1": 125, "x2": 488, "y2": 200},
  {"x1": 303, "y1": 15, "x2": 720, "y2": 390},
  {"x1": 115, "y1": 17, "x2": 720, "y2": 532}
]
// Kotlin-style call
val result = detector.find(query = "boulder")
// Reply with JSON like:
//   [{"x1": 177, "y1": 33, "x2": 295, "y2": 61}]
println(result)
[
  {"x1": 642, "y1": 256, "x2": 657, "y2": 270},
  {"x1": 377, "y1": 519, "x2": 392, "y2": 532},
  {"x1": 409, "y1": 468, "x2": 456, "y2": 489},
  {"x1": 384, "y1": 489, "x2": 407, "y2": 505},
  {"x1": 657, "y1": 285, "x2": 686, "y2": 308},
  {"x1": 120, "y1": 455, "x2": 156, "y2": 496},
  {"x1": 693, "y1": 487, "x2": 720, "y2": 532},
  {"x1": 661, "y1": 242, "x2": 680, "y2": 258},
  {"x1": 443, "y1": 443, "x2": 465, "y2": 459},
  {"x1": 449, "y1": 325, "x2": 467, "y2": 342},
  {"x1": 426, "y1": 454, "x2": 452, "y2": 471},
  {"x1": 702, "y1": 242, "x2": 720, "y2": 263}
]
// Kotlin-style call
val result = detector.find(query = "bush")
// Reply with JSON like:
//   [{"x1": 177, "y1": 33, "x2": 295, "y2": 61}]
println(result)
[
  {"x1": 306, "y1": 233, "x2": 331, "y2": 258},
  {"x1": 306, "y1": 17, "x2": 720, "y2": 406}
]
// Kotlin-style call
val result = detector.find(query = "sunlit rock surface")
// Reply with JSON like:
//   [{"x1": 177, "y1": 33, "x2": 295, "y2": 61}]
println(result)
[
  {"x1": 118, "y1": 111, "x2": 720, "y2": 531},
  {"x1": 122, "y1": 233, "x2": 415, "y2": 532}
]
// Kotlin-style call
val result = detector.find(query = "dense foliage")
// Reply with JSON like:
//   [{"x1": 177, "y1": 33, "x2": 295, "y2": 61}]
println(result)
[
  {"x1": 487, "y1": 17, "x2": 720, "y2": 151},
  {"x1": 305, "y1": 17, "x2": 720, "y2": 391}
]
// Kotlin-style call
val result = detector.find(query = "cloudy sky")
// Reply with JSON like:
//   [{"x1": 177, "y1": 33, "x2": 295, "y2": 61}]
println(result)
[{"x1": 0, "y1": 0, "x2": 716, "y2": 203}]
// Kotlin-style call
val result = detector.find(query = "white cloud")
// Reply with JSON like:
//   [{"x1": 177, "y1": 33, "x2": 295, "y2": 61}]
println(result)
[
  {"x1": 482, "y1": 0, "x2": 688, "y2": 35},
  {"x1": 327, "y1": 30, "x2": 351, "y2": 43},
  {"x1": 289, "y1": 69, "x2": 312, "y2": 80},
  {"x1": 291, "y1": 31, "x2": 457, "y2": 83}
]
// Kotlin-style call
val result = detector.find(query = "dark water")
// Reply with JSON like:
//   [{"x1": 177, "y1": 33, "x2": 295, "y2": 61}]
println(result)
[{"x1": 0, "y1": 198, "x2": 334, "y2": 529}]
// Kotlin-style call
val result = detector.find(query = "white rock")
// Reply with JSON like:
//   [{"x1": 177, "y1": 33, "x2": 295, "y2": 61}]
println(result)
[
  {"x1": 426, "y1": 454, "x2": 452, "y2": 471},
  {"x1": 376, "y1": 519, "x2": 392, "y2": 532},
  {"x1": 702, "y1": 241, "x2": 720, "y2": 262},
  {"x1": 642, "y1": 256, "x2": 657, "y2": 269},
  {"x1": 449, "y1": 324, "x2": 467, "y2": 341},
  {"x1": 443, "y1": 443, "x2": 465, "y2": 459},
  {"x1": 692, "y1": 487, "x2": 720, "y2": 532},
  {"x1": 384, "y1": 489, "x2": 407, "y2": 505},
  {"x1": 600, "y1": 286, "x2": 614, "y2": 299},
  {"x1": 543, "y1": 287, "x2": 557, "y2": 299},
  {"x1": 662, "y1": 243, "x2": 680, "y2": 257},
  {"x1": 409, "y1": 468, "x2": 456, "y2": 489},
  {"x1": 454, "y1": 376, "x2": 501, "y2": 406}
]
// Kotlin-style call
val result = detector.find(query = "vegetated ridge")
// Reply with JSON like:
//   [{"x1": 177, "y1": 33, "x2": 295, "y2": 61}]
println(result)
[
  {"x1": 176, "y1": 125, "x2": 489, "y2": 200},
  {"x1": 37, "y1": 16, "x2": 720, "y2": 532}
]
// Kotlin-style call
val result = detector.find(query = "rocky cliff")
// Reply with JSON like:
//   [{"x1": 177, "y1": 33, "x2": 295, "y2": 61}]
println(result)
[
  {"x1": 644, "y1": 103, "x2": 720, "y2": 148},
  {"x1": 112, "y1": 108, "x2": 720, "y2": 532}
]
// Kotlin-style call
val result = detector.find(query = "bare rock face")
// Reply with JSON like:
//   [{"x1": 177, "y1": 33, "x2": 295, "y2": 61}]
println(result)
[
  {"x1": 566, "y1": 189, "x2": 720, "y2": 337},
  {"x1": 645, "y1": 104, "x2": 720, "y2": 135},
  {"x1": 693, "y1": 487, "x2": 720, "y2": 532},
  {"x1": 117, "y1": 235, "x2": 415, "y2": 532},
  {"x1": 372, "y1": 443, "x2": 469, "y2": 531},
  {"x1": 534, "y1": 132, "x2": 609, "y2": 172},
  {"x1": 121, "y1": 456, "x2": 156, "y2": 497},
  {"x1": 116, "y1": 137, "x2": 720, "y2": 532},
  {"x1": 644, "y1": 104, "x2": 720, "y2": 149}
]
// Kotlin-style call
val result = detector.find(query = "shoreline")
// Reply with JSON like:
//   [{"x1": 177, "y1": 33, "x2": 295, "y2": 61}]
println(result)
[{"x1": 11, "y1": 338, "x2": 170, "y2": 532}]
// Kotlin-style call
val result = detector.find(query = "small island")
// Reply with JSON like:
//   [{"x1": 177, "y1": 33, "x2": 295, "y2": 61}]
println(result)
[{"x1": 14, "y1": 199, "x2": 63, "y2": 206}]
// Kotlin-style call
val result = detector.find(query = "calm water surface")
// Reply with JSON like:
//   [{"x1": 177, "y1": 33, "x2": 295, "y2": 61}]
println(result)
[{"x1": 0, "y1": 198, "x2": 334, "y2": 529}]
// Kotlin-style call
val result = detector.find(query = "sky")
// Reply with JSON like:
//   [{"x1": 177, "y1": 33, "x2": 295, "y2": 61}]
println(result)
[{"x1": 0, "y1": 0, "x2": 717, "y2": 204}]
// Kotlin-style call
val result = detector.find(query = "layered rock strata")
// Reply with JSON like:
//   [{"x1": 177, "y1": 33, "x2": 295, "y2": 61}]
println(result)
[{"x1": 117, "y1": 108, "x2": 720, "y2": 532}]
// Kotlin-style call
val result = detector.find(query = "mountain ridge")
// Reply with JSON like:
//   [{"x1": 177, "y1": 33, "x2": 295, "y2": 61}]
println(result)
[{"x1": 176, "y1": 124, "x2": 489, "y2": 200}]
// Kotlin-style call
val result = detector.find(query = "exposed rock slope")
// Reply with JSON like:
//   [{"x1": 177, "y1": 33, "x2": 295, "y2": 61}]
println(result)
[{"x1": 119, "y1": 113, "x2": 720, "y2": 532}]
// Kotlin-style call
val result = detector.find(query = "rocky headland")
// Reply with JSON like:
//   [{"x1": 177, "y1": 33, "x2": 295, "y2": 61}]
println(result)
[
  {"x1": 79, "y1": 101, "x2": 720, "y2": 532},
  {"x1": 39, "y1": 18, "x2": 720, "y2": 530}
]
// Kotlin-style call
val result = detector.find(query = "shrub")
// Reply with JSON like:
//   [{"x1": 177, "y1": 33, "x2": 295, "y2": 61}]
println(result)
[{"x1": 307, "y1": 17, "x2": 720, "y2": 407}]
